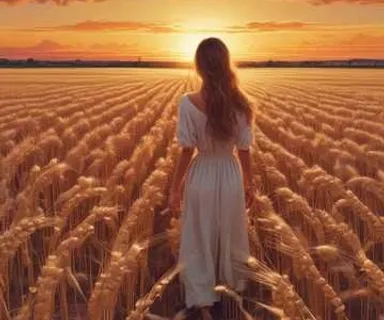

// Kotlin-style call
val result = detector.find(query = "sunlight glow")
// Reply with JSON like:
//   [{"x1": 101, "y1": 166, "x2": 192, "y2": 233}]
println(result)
[
  {"x1": 177, "y1": 32, "x2": 247, "y2": 62},
  {"x1": 177, "y1": 33, "x2": 209, "y2": 62}
]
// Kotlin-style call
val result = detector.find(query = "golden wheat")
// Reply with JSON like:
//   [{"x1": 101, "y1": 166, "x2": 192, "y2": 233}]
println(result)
[{"x1": 1, "y1": 69, "x2": 383, "y2": 319}]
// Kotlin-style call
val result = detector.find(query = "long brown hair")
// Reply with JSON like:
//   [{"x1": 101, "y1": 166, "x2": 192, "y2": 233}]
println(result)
[{"x1": 194, "y1": 37, "x2": 253, "y2": 142}]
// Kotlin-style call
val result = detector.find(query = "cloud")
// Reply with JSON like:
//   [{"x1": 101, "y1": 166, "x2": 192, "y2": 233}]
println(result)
[
  {"x1": 89, "y1": 42, "x2": 137, "y2": 50},
  {"x1": 0, "y1": 39, "x2": 144, "y2": 60},
  {"x1": 28, "y1": 20, "x2": 181, "y2": 33},
  {"x1": 10, "y1": 19, "x2": 384, "y2": 37},
  {"x1": 3, "y1": 0, "x2": 383, "y2": 6},
  {"x1": 227, "y1": 21, "x2": 318, "y2": 32},
  {"x1": 1, "y1": 0, "x2": 106, "y2": 5},
  {"x1": 0, "y1": 40, "x2": 72, "y2": 58},
  {"x1": 226, "y1": 21, "x2": 384, "y2": 34},
  {"x1": 267, "y1": 32, "x2": 384, "y2": 60},
  {"x1": 338, "y1": 33, "x2": 384, "y2": 47},
  {"x1": 32, "y1": 39, "x2": 68, "y2": 50},
  {"x1": 285, "y1": 0, "x2": 384, "y2": 5},
  {"x1": 1, "y1": 32, "x2": 384, "y2": 61},
  {"x1": 23, "y1": 20, "x2": 320, "y2": 34}
]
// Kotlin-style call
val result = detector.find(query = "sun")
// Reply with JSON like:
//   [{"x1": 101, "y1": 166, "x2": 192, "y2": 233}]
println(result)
[
  {"x1": 176, "y1": 19, "x2": 229, "y2": 62},
  {"x1": 178, "y1": 33, "x2": 210, "y2": 62},
  {"x1": 177, "y1": 32, "x2": 240, "y2": 63}
]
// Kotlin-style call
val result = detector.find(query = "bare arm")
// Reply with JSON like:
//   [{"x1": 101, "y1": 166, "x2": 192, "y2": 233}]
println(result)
[
  {"x1": 237, "y1": 149, "x2": 254, "y2": 188},
  {"x1": 170, "y1": 147, "x2": 194, "y2": 194},
  {"x1": 237, "y1": 148, "x2": 255, "y2": 207}
]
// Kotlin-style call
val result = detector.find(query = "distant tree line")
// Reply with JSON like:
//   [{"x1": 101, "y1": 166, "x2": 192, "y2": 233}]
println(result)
[{"x1": 0, "y1": 58, "x2": 383, "y2": 68}]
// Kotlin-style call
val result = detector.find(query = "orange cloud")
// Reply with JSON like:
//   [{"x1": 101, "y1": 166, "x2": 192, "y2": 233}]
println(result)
[
  {"x1": 296, "y1": 0, "x2": 384, "y2": 4},
  {"x1": 227, "y1": 21, "x2": 318, "y2": 32},
  {"x1": 28, "y1": 20, "x2": 181, "y2": 33},
  {"x1": 338, "y1": 33, "x2": 384, "y2": 48},
  {"x1": 2, "y1": 0, "x2": 106, "y2": 5},
  {"x1": 0, "y1": 40, "x2": 67, "y2": 59},
  {"x1": 1, "y1": 33, "x2": 383, "y2": 61},
  {"x1": 268, "y1": 33, "x2": 384, "y2": 60},
  {"x1": 18, "y1": 19, "x2": 382, "y2": 36},
  {"x1": 24, "y1": 20, "x2": 321, "y2": 34},
  {"x1": 0, "y1": 39, "x2": 144, "y2": 60}
]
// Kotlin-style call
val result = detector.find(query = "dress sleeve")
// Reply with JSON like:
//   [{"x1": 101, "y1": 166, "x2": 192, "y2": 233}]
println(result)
[
  {"x1": 176, "y1": 97, "x2": 197, "y2": 148},
  {"x1": 236, "y1": 112, "x2": 253, "y2": 150}
]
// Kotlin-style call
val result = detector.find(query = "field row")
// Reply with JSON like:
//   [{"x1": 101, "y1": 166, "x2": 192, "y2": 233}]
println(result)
[{"x1": 0, "y1": 70, "x2": 383, "y2": 320}]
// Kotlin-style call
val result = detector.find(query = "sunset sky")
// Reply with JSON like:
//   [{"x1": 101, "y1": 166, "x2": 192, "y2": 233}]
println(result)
[{"x1": 0, "y1": 0, "x2": 383, "y2": 61}]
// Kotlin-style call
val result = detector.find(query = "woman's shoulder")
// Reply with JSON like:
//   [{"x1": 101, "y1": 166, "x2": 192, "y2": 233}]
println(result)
[
  {"x1": 235, "y1": 109, "x2": 246, "y2": 120},
  {"x1": 235, "y1": 109, "x2": 253, "y2": 128},
  {"x1": 180, "y1": 91, "x2": 207, "y2": 116},
  {"x1": 185, "y1": 91, "x2": 200, "y2": 99},
  {"x1": 178, "y1": 92, "x2": 194, "y2": 114},
  {"x1": 180, "y1": 92, "x2": 194, "y2": 103},
  {"x1": 179, "y1": 93, "x2": 190, "y2": 108},
  {"x1": 181, "y1": 91, "x2": 199, "y2": 105}
]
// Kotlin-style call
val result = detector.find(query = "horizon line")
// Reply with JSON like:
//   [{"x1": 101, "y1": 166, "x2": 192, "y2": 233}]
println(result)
[{"x1": 1, "y1": 57, "x2": 384, "y2": 63}]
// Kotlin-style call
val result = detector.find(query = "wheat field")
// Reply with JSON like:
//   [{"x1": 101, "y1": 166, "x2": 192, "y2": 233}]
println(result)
[{"x1": 0, "y1": 68, "x2": 384, "y2": 320}]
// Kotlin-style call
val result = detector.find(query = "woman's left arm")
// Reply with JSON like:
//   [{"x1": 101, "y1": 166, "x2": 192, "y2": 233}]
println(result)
[{"x1": 169, "y1": 147, "x2": 194, "y2": 212}]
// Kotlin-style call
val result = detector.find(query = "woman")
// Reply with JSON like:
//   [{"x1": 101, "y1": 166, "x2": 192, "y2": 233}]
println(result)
[{"x1": 169, "y1": 37, "x2": 255, "y2": 320}]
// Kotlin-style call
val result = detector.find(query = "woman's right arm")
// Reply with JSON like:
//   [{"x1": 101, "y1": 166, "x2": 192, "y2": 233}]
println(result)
[
  {"x1": 237, "y1": 149, "x2": 253, "y2": 188},
  {"x1": 236, "y1": 110, "x2": 256, "y2": 206},
  {"x1": 237, "y1": 148, "x2": 256, "y2": 208}
]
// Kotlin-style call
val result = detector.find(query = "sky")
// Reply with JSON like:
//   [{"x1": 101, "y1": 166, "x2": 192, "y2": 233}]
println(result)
[{"x1": 0, "y1": 0, "x2": 383, "y2": 61}]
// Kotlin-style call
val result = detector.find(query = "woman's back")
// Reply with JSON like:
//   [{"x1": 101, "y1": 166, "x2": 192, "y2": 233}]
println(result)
[
  {"x1": 169, "y1": 37, "x2": 254, "y2": 320},
  {"x1": 177, "y1": 91, "x2": 251, "y2": 309},
  {"x1": 177, "y1": 93, "x2": 253, "y2": 156}
]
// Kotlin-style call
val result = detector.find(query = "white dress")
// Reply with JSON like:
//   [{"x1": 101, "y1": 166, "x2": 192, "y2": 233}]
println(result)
[{"x1": 176, "y1": 93, "x2": 252, "y2": 308}]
